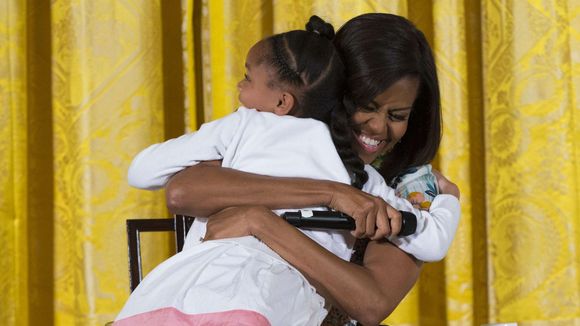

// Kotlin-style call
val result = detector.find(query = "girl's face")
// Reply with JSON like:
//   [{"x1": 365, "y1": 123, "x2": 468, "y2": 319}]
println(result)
[
  {"x1": 237, "y1": 42, "x2": 283, "y2": 112},
  {"x1": 351, "y1": 76, "x2": 419, "y2": 164}
]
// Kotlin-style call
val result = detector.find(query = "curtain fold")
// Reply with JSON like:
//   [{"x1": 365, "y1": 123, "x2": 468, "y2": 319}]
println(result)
[
  {"x1": 1, "y1": 1, "x2": 28, "y2": 325},
  {"x1": 431, "y1": 1, "x2": 477, "y2": 324},
  {"x1": 1, "y1": 0, "x2": 578, "y2": 325}
]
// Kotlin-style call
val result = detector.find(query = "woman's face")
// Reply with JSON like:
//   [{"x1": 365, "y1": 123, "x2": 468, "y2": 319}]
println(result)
[{"x1": 351, "y1": 76, "x2": 419, "y2": 164}]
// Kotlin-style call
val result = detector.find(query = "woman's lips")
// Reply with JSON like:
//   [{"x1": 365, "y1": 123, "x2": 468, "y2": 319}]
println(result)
[{"x1": 354, "y1": 132, "x2": 385, "y2": 153}]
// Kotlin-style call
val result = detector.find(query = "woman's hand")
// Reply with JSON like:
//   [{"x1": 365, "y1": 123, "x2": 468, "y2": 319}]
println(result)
[
  {"x1": 432, "y1": 169, "x2": 460, "y2": 199},
  {"x1": 328, "y1": 183, "x2": 402, "y2": 240},
  {"x1": 202, "y1": 206, "x2": 421, "y2": 325},
  {"x1": 248, "y1": 210, "x2": 421, "y2": 325},
  {"x1": 203, "y1": 206, "x2": 274, "y2": 241}
]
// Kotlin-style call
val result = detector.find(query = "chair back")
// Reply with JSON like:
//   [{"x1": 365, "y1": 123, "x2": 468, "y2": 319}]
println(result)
[{"x1": 126, "y1": 215, "x2": 194, "y2": 291}]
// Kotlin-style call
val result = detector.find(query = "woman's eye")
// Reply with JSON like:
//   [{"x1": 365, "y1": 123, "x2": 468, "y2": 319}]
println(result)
[
  {"x1": 360, "y1": 105, "x2": 378, "y2": 112},
  {"x1": 389, "y1": 113, "x2": 408, "y2": 122},
  {"x1": 244, "y1": 74, "x2": 250, "y2": 81}
]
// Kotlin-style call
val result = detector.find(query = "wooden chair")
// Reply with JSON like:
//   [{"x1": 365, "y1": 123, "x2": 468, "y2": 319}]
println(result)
[
  {"x1": 126, "y1": 215, "x2": 195, "y2": 292},
  {"x1": 125, "y1": 214, "x2": 355, "y2": 324}
]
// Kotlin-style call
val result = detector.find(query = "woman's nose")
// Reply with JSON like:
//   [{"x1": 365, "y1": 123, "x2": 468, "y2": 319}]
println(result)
[{"x1": 366, "y1": 115, "x2": 388, "y2": 135}]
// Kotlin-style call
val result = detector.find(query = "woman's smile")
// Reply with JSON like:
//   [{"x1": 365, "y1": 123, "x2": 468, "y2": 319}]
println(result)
[{"x1": 354, "y1": 132, "x2": 386, "y2": 153}]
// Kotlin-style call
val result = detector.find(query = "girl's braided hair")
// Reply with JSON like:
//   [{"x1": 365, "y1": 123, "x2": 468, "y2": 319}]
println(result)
[{"x1": 263, "y1": 15, "x2": 367, "y2": 188}]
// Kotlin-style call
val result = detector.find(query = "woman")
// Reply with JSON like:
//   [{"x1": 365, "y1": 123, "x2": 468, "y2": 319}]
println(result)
[
  {"x1": 161, "y1": 13, "x2": 460, "y2": 325},
  {"x1": 164, "y1": 13, "x2": 459, "y2": 325}
]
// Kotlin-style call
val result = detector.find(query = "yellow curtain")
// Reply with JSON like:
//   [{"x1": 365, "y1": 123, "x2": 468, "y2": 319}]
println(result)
[{"x1": 1, "y1": 0, "x2": 578, "y2": 325}]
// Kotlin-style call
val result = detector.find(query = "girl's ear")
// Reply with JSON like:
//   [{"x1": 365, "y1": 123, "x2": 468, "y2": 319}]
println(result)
[{"x1": 274, "y1": 92, "x2": 295, "y2": 116}]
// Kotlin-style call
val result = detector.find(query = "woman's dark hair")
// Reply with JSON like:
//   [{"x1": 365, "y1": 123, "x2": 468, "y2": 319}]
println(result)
[
  {"x1": 334, "y1": 13, "x2": 442, "y2": 183},
  {"x1": 262, "y1": 15, "x2": 367, "y2": 188}
]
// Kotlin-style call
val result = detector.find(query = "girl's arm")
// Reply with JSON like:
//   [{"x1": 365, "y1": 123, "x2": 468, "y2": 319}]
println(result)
[
  {"x1": 432, "y1": 168, "x2": 460, "y2": 198},
  {"x1": 386, "y1": 194, "x2": 460, "y2": 262},
  {"x1": 127, "y1": 109, "x2": 246, "y2": 190},
  {"x1": 204, "y1": 206, "x2": 421, "y2": 326},
  {"x1": 361, "y1": 166, "x2": 461, "y2": 262}
]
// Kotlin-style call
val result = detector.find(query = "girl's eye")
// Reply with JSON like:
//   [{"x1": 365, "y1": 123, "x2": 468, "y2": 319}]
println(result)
[{"x1": 244, "y1": 74, "x2": 250, "y2": 81}]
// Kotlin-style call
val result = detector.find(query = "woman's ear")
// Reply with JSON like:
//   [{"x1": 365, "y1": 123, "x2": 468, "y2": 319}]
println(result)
[{"x1": 273, "y1": 92, "x2": 295, "y2": 116}]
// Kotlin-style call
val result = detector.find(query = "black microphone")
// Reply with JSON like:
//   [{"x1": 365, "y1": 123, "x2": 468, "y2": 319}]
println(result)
[{"x1": 281, "y1": 210, "x2": 417, "y2": 236}]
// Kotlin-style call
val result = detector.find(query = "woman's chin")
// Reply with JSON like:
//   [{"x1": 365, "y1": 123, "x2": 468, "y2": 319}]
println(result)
[{"x1": 357, "y1": 149, "x2": 381, "y2": 165}]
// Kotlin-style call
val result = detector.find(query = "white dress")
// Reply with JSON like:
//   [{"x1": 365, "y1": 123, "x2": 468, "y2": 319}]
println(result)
[{"x1": 115, "y1": 107, "x2": 460, "y2": 325}]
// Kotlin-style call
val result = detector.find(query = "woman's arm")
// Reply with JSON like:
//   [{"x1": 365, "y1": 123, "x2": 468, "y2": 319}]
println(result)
[
  {"x1": 166, "y1": 163, "x2": 402, "y2": 238},
  {"x1": 165, "y1": 163, "x2": 335, "y2": 216},
  {"x1": 203, "y1": 206, "x2": 421, "y2": 325}
]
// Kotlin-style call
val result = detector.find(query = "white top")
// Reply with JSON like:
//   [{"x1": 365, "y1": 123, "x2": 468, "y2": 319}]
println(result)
[{"x1": 128, "y1": 107, "x2": 460, "y2": 262}]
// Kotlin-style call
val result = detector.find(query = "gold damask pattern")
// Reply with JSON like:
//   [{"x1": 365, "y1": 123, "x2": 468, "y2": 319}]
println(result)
[
  {"x1": 1, "y1": 2, "x2": 28, "y2": 325},
  {"x1": 182, "y1": 0, "x2": 199, "y2": 131},
  {"x1": 483, "y1": 1, "x2": 580, "y2": 324},
  {"x1": 1, "y1": 0, "x2": 579, "y2": 325},
  {"x1": 205, "y1": 0, "x2": 268, "y2": 120},
  {"x1": 50, "y1": 0, "x2": 170, "y2": 324}
]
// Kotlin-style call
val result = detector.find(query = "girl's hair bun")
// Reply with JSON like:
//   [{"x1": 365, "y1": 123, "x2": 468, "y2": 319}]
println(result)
[{"x1": 305, "y1": 15, "x2": 335, "y2": 40}]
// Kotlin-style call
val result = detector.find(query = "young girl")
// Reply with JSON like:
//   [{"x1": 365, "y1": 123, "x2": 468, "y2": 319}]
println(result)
[{"x1": 116, "y1": 16, "x2": 459, "y2": 325}]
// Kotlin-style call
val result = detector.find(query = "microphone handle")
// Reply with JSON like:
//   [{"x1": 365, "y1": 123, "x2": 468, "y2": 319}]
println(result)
[{"x1": 281, "y1": 210, "x2": 417, "y2": 236}]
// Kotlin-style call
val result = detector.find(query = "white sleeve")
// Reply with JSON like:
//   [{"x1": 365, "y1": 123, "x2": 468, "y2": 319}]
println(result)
[
  {"x1": 127, "y1": 111, "x2": 243, "y2": 189},
  {"x1": 387, "y1": 194, "x2": 460, "y2": 262},
  {"x1": 364, "y1": 166, "x2": 461, "y2": 262}
]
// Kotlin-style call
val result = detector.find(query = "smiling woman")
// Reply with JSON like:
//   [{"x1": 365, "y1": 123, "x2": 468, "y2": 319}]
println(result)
[
  {"x1": 349, "y1": 76, "x2": 419, "y2": 165},
  {"x1": 334, "y1": 13, "x2": 442, "y2": 184}
]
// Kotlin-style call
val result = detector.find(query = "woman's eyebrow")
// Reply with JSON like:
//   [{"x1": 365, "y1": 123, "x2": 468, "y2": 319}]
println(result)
[
  {"x1": 389, "y1": 107, "x2": 413, "y2": 112},
  {"x1": 245, "y1": 62, "x2": 251, "y2": 70},
  {"x1": 369, "y1": 100, "x2": 413, "y2": 112}
]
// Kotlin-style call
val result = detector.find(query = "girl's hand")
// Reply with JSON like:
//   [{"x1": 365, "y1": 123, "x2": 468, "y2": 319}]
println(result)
[
  {"x1": 432, "y1": 169, "x2": 460, "y2": 199},
  {"x1": 204, "y1": 206, "x2": 274, "y2": 241},
  {"x1": 328, "y1": 183, "x2": 401, "y2": 240}
]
